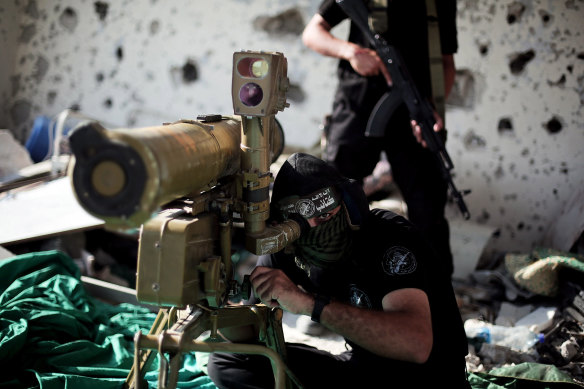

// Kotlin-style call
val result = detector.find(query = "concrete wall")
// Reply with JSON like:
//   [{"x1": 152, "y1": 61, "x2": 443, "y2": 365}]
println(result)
[
  {"x1": 0, "y1": 0, "x2": 339, "y2": 148},
  {"x1": 448, "y1": 0, "x2": 584, "y2": 254},
  {"x1": 0, "y1": 0, "x2": 19, "y2": 128},
  {"x1": 0, "y1": 0, "x2": 582, "y2": 254}
]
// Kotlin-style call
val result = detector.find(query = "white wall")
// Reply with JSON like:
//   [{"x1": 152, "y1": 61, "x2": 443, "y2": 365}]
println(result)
[
  {"x1": 0, "y1": 0, "x2": 19, "y2": 128},
  {"x1": 0, "y1": 0, "x2": 339, "y2": 149},
  {"x1": 446, "y1": 0, "x2": 584, "y2": 253},
  {"x1": 0, "y1": 0, "x2": 582, "y2": 254}
]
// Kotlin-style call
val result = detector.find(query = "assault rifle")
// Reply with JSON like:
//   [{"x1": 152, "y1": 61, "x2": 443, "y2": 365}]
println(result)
[
  {"x1": 68, "y1": 50, "x2": 303, "y2": 389},
  {"x1": 336, "y1": 0, "x2": 471, "y2": 219}
]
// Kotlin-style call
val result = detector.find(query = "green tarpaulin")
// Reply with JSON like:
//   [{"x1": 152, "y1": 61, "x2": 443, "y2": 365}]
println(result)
[
  {"x1": 1, "y1": 250, "x2": 580, "y2": 388},
  {"x1": 0, "y1": 250, "x2": 216, "y2": 388},
  {"x1": 469, "y1": 362, "x2": 582, "y2": 388}
]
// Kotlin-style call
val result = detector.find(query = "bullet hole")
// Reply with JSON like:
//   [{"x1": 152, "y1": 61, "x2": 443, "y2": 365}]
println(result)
[
  {"x1": 553, "y1": 188, "x2": 558, "y2": 196},
  {"x1": 517, "y1": 222, "x2": 525, "y2": 230},
  {"x1": 463, "y1": 130, "x2": 486, "y2": 150},
  {"x1": 548, "y1": 74, "x2": 566, "y2": 87},
  {"x1": 494, "y1": 166, "x2": 504, "y2": 179},
  {"x1": 506, "y1": 2, "x2": 525, "y2": 24},
  {"x1": 94, "y1": 1, "x2": 108, "y2": 21},
  {"x1": 59, "y1": 7, "x2": 78, "y2": 32},
  {"x1": 182, "y1": 60, "x2": 198, "y2": 83},
  {"x1": 520, "y1": 148, "x2": 529, "y2": 157},
  {"x1": 567, "y1": 65, "x2": 573, "y2": 73},
  {"x1": 10, "y1": 99, "x2": 32, "y2": 124},
  {"x1": 253, "y1": 8, "x2": 305, "y2": 36},
  {"x1": 32, "y1": 55, "x2": 49, "y2": 83},
  {"x1": 150, "y1": 20, "x2": 160, "y2": 35},
  {"x1": 560, "y1": 167, "x2": 569, "y2": 175},
  {"x1": 19, "y1": 24, "x2": 36, "y2": 43},
  {"x1": 116, "y1": 46, "x2": 123, "y2": 61},
  {"x1": 497, "y1": 117, "x2": 513, "y2": 135},
  {"x1": 96, "y1": 72, "x2": 104, "y2": 83},
  {"x1": 479, "y1": 43, "x2": 489, "y2": 56},
  {"x1": 476, "y1": 210, "x2": 490, "y2": 224},
  {"x1": 286, "y1": 83, "x2": 305, "y2": 103},
  {"x1": 47, "y1": 90, "x2": 57, "y2": 105},
  {"x1": 578, "y1": 52, "x2": 584, "y2": 60},
  {"x1": 25, "y1": 0, "x2": 40, "y2": 19},
  {"x1": 503, "y1": 193, "x2": 518, "y2": 201},
  {"x1": 104, "y1": 98, "x2": 113, "y2": 109},
  {"x1": 544, "y1": 116, "x2": 562, "y2": 134},
  {"x1": 509, "y1": 50, "x2": 535, "y2": 75},
  {"x1": 538, "y1": 10, "x2": 552, "y2": 26}
]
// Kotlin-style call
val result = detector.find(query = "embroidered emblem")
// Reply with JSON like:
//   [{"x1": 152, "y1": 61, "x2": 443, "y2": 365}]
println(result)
[
  {"x1": 278, "y1": 187, "x2": 340, "y2": 220},
  {"x1": 294, "y1": 256, "x2": 311, "y2": 277},
  {"x1": 349, "y1": 285, "x2": 372, "y2": 308},
  {"x1": 382, "y1": 246, "x2": 417, "y2": 276},
  {"x1": 296, "y1": 199, "x2": 316, "y2": 218}
]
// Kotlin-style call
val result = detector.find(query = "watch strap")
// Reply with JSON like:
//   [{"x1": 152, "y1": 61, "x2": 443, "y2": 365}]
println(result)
[{"x1": 311, "y1": 294, "x2": 331, "y2": 323}]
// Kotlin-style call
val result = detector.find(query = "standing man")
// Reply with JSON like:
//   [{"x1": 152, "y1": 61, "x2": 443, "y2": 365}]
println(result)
[
  {"x1": 302, "y1": 0, "x2": 458, "y2": 276},
  {"x1": 207, "y1": 153, "x2": 470, "y2": 388}
]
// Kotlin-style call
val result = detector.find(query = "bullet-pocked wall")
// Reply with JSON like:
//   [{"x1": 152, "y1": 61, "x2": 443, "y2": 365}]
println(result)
[
  {"x1": 0, "y1": 0, "x2": 583, "y2": 255},
  {"x1": 0, "y1": 0, "x2": 340, "y2": 147},
  {"x1": 447, "y1": 0, "x2": 584, "y2": 254}
]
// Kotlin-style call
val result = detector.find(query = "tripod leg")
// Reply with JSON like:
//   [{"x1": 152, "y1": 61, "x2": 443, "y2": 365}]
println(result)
[
  {"x1": 265, "y1": 308, "x2": 303, "y2": 389},
  {"x1": 126, "y1": 308, "x2": 177, "y2": 389}
]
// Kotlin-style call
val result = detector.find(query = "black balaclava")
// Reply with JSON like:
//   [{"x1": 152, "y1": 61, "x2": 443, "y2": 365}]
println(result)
[{"x1": 271, "y1": 153, "x2": 366, "y2": 268}]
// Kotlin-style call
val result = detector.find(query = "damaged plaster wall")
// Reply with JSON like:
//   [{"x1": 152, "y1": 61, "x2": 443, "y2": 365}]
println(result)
[
  {"x1": 0, "y1": 0, "x2": 582, "y2": 255},
  {"x1": 446, "y1": 0, "x2": 584, "y2": 254},
  {"x1": 0, "y1": 0, "x2": 338, "y2": 148},
  {"x1": 0, "y1": 1, "x2": 19, "y2": 128}
]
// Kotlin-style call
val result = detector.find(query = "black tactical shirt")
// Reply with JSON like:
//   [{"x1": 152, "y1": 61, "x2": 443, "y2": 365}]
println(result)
[
  {"x1": 318, "y1": 0, "x2": 458, "y2": 98},
  {"x1": 259, "y1": 208, "x2": 468, "y2": 384}
]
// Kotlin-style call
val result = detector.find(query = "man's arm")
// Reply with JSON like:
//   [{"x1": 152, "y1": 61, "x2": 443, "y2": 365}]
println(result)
[
  {"x1": 322, "y1": 288, "x2": 433, "y2": 364},
  {"x1": 443, "y1": 54, "x2": 456, "y2": 99},
  {"x1": 250, "y1": 266, "x2": 433, "y2": 364},
  {"x1": 302, "y1": 13, "x2": 391, "y2": 83}
]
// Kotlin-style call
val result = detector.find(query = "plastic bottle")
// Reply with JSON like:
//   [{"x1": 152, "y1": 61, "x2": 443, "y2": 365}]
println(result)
[{"x1": 464, "y1": 319, "x2": 544, "y2": 352}]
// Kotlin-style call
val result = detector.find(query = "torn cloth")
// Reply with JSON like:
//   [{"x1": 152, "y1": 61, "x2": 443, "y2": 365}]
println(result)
[
  {"x1": 505, "y1": 247, "x2": 584, "y2": 297},
  {"x1": 0, "y1": 250, "x2": 216, "y2": 389}
]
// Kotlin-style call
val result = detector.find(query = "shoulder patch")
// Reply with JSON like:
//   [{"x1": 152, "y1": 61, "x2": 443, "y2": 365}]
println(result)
[
  {"x1": 349, "y1": 284, "x2": 372, "y2": 308},
  {"x1": 382, "y1": 246, "x2": 417, "y2": 276}
]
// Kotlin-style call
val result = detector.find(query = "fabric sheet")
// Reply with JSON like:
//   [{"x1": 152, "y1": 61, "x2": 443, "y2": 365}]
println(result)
[
  {"x1": 1, "y1": 250, "x2": 579, "y2": 388},
  {"x1": 468, "y1": 362, "x2": 583, "y2": 388},
  {"x1": 0, "y1": 250, "x2": 216, "y2": 389}
]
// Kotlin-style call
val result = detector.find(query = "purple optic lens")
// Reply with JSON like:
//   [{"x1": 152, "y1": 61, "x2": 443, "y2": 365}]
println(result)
[{"x1": 239, "y1": 83, "x2": 263, "y2": 107}]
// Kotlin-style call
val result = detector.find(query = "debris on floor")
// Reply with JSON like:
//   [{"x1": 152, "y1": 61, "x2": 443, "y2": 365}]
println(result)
[{"x1": 453, "y1": 247, "x2": 584, "y2": 386}]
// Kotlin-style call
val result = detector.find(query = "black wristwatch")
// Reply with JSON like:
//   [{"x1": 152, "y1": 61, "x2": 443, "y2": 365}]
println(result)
[{"x1": 311, "y1": 294, "x2": 331, "y2": 323}]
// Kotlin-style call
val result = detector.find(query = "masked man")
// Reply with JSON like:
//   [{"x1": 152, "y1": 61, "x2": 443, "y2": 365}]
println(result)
[{"x1": 207, "y1": 153, "x2": 470, "y2": 388}]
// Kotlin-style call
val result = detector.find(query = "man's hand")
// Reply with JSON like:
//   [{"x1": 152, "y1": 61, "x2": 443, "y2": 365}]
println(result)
[
  {"x1": 344, "y1": 44, "x2": 392, "y2": 86},
  {"x1": 249, "y1": 266, "x2": 312, "y2": 315},
  {"x1": 410, "y1": 109, "x2": 443, "y2": 148},
  {"x1": 302, "y1": 14, "x2": 392, "y2": 86}
]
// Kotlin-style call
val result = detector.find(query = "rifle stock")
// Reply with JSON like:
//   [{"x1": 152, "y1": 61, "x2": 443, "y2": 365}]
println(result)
[{"x1": 336, "y1": 0, "x2": 470, "y2": 219}]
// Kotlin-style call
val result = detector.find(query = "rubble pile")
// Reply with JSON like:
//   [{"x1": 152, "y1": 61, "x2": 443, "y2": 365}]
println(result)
[{"x1": 454, "y1": 249, "x2": 584, "y2": 385}]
